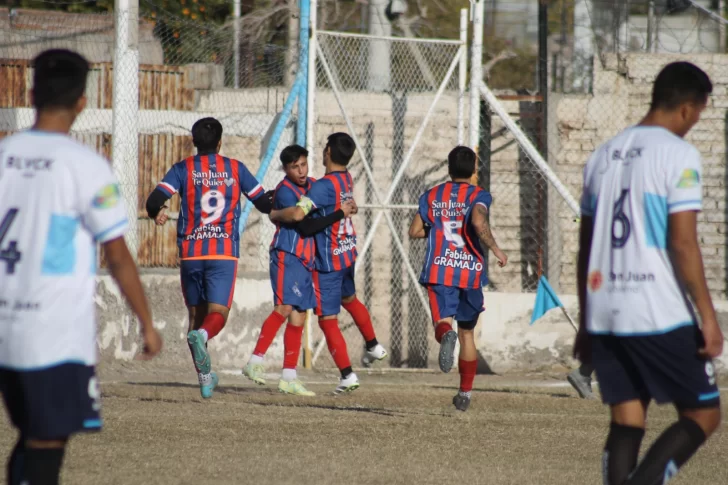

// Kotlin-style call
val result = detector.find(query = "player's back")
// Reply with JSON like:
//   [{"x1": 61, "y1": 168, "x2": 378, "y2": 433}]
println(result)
[
  {"x1": 0, "y1": 131, "x2": 128, "y2": 370},
  {"x1": 270, "y1": 176, "x2": 315, "y2": 268},
  {"x1": 583, "y1": 126, "x2": 702, "y2": 335},
  {"x1": 418, "y1": 181, "x2": 492, "y2": 289},
  {"x1": 158, "y1": 154, "x2": 263, "y2": 259}
]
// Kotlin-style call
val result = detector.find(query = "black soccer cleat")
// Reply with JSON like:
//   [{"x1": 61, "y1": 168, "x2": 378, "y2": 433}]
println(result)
[
  {"x1": 438, "y1": 330, "x2": 458, "y2": 373},
  {"x1": 453, "y1": 393, "x2": 471, "y2": 412}
]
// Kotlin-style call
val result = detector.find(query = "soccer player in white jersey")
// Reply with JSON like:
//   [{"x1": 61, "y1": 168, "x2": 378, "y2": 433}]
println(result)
[
  {"x1": 0, "y1": 49, "x2": 162, "y2": 485},
  {"x1": 574, "y1": 62, "x2": 722, "y2": 485}
]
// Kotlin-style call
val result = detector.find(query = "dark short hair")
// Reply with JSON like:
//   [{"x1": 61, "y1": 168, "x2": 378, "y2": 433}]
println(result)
[
  {"x1": 191, "y1": 117, "x2": 223, "y2": 152},
  {"x1": 326, "y1": 132, "x2": 356, "y2": 166},
  {"x1": 448, "y1": 146, "x2": 477, "y2": 179},
  {"x1": 32, "y1": 49, "x2": 90, "y2": 111},
  {"x1": 280, "y1": 144, "x2": 309, "y2": 166},
  {"x1": 651, "y1": 62, "x2": 713, "y2": 111}
]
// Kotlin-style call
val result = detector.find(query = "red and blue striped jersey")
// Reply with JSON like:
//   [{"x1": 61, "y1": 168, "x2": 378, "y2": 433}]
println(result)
[
  {"x1": 307, "y1": 171, "x2": 357, "y2": 272},
  {"x1": 270, "y1": 176, "x2": 316, "y2": 269},
  {"x1": 156, "y1": 154, "x2": 264, "y2": 259},
  {"x1": 418, "y1": 181, "x2": 492, "y2": 289}
]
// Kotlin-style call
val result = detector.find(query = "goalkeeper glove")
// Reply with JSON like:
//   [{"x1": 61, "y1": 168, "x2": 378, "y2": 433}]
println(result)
[{"x1": 297, "y1": 195, "x2": 314, "y2": 216}]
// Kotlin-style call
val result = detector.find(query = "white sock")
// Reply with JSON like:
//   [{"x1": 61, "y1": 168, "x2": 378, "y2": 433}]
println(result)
[
  {"x1": 198, "y1": 373, "x2": 213, "y2": 386},
  {"x1": 249, "y1": 354, "x2": 264, "y2": 365},
  {"x1": 198, "y1": 329, "x2": 209, "y2": 343},
  {"x1": 459, "y1": 390, "x2": 472, "y2": 398},
  {"x1": 281, "y1": 368, "x2": 297, "y2": 382}
]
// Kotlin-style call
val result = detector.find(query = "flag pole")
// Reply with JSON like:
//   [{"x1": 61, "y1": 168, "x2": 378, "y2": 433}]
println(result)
[{"x1": 560, "y1": 307, "x2": 579, "y2": 333}]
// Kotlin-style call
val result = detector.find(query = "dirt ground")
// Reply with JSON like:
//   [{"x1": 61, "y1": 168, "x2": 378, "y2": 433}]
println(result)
[{"x1": 1, "y1": 363, "x2": 727, "y2": 485}]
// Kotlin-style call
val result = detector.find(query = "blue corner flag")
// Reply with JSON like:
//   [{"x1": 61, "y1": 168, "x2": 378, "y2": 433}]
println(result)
[{"x1": 530, "y1": 276, "x2": 564, "y2": 325}]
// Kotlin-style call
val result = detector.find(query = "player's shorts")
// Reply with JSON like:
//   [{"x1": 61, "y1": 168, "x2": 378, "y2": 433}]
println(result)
[
  {"x1": 0, "y1": 363, "x2": 102, "y2": 440},
  {"x1": 180, "y1": 258, "x2": 237, "y2": 307},
  {"x1": 313, "y1": 264, "x2": 356, "y2": 317},
  {"x1": 425, "y1": 284, "x2": 484, "y2": 329},
  {"x1": 270, "y1": 250, "x2": 316, "y2": 312},
  {"x1": 591, "y1": 324, "x2": 720, "y2": 409}
]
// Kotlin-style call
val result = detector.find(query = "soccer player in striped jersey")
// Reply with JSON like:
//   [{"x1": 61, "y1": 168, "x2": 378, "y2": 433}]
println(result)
[
  {"x1": 575, "y1": 62, "x2": 722, "y2": 485},
  {"x1": 243, "y1": 145, "x2": 356, "y2": 396},
  {"x1": 145, "y1": 118, "x2": 273, "y2": 399},
  {"x1": 409, "y1": 146, "x2": 507, "y2": 411},
  {"x1": 270, "y1": 133, "x2": 388, "y2": 394}
]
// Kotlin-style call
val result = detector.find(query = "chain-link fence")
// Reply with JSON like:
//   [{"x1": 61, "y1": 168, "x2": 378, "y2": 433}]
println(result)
[{"x1": 309, "y1": 31, "x2": 466, "y2": 369}]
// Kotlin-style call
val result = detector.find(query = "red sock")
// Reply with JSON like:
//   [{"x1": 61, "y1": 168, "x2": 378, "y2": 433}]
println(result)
[
  {"x1": 253, "y1": 311, "x2": 286, "y2": 357},
  {"x1": 434, "y1": 322, "x2": 453, "y2": 343},
  {"x1": 200, "y1": 312, "x2": 226, "y2": 341},
  {"x1": 319, "y1": 318, "x2": 352, "y2": 370},
  {"x1": 283, "y1": 323, "x2": 304, "y2": 369},
  {"x1": 342, "y1": 297, "x2": 376, "y2": 343},
  {"x1": 459, "y1": 359, "x2": 477, "y2": 393}
]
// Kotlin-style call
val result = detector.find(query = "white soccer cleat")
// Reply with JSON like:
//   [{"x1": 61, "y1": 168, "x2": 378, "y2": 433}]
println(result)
[
  {"x1": 361, "y1": 344, "x2": 388, "y2": 367},
  {"x1": 334, "y1": 372, "x2": 360, "y2": 394}
]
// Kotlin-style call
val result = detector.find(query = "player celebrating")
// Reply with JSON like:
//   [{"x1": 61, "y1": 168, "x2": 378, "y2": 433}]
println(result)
[
  {"x1": 574, "y1": 62, "x2": 722, "y2": 485},
  {"x1": 243, "y1": 145, "x2": 357, "y2": 395},
  {"x1": 0, "y1": 49, "x2": 162, "y2": 485},
  {"x1": 146, "y1": 117, "x2": 272, "y2": 399},
  {"x1": 408, "y1": 146, "x2": 507, "y2": 412},
  {"x1": 270, "y1": 133, "x2": 387, "y2": 393}
]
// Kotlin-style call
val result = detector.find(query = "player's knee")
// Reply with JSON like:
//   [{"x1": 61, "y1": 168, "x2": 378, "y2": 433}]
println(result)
[
  {"x1": 341, "y1": 294, "x2": 356, "y2": 305},
  {"x1": 25, "y1": 438, "x2": 67, "y2": 449},
  {"x1": 683, "y1": 406, "x2": 721, "y2": 437},
  {"x1": 275, "y1": 305, "x2": 294, "y2": 318}
]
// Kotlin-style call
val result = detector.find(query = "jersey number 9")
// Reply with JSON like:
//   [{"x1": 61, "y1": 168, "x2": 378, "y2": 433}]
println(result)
[{"x1": 201, "y1": 191, "x2": 226, "y2": 226}]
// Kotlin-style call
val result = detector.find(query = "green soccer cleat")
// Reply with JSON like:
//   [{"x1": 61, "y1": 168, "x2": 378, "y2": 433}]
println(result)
[
  {"x1": 278, "y1": 379, "x2": 316, "y2": 396},
  {"x1": 187, "y1": 330, "x2": 211, "y2": 374},
  {"x1": 243, "y1": 363, "x2": 266, "y2": 385},
  {"x1": 199, "y1": 372, "x2": 219, "y2": 399}
]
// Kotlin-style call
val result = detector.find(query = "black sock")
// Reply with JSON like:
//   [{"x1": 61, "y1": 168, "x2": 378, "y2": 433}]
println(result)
[
  {"x1": 7, "y1": 437, "x2": 25, "y2": 485},
  {"x1": 365, "y1": 338, "x2": 379, "y2": 351},
  {"x1": 625, "y1": 418, "x2": 706, "y2": 485},
  {"x1": 24, "y1": 447, "x2": 65, "y2": 485},
  {"x1": 579, "y1": 363, "x2": 595, "y2": 377},
  {"x1": 603, "y1": 423, "x2": 645, "y2": 485},
  {"x1": 340, "y1": 366, "x2": 353, "y2": 379}
]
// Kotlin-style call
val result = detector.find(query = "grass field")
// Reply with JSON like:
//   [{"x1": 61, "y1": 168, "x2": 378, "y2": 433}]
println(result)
[{"x1": 1, "y1": 363, "x2": 727, "y2": 485}]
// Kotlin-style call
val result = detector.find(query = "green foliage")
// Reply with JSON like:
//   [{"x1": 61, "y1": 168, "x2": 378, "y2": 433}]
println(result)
[{"x1": 12, "y1": 0, "x2": 113, "y2": 13}]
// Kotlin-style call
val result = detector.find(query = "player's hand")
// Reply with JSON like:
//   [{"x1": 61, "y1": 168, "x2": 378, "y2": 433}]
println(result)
[
  {"x1": 699, "y1": 318, "x2": 724, "y2": 358},
  {"x1": 573, "y1": 328, "x2": 592, "y2": 364},
  {"x1": 154, "y1": 206, "x2": 169, "y2": 226},
  {"x1": 342, "y1": 200, "x2": 356, "y2": 218},
  {"x1": 136, "y1": 326, "x2": 163, "y2": 360},
  {"x1": 493, "y1": 247, "x2": 508, "y2": 267},
  {"x1": 349, "y1": 199, "x2": 359, "y2": 215}
]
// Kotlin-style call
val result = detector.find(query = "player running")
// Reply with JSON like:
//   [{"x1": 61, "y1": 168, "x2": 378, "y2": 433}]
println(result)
[
  {"x1": 243, "y1": 145, "x2": 356, "y2": 396},
  {"x1": 145, "y1": 117, "x2": 273, "y2": 399},
  {"x1": 408, "y1": 146, "x2": 507, "y2": 412},
  {"x1": 574, "y1": 62, "x2": 722, "y2": 485},
  {"x1": 0, "y1": 49, "x2": 162, "y2": 485},
  {"x1": 270, "y1": 133, "x2": 388, "y2": 393}
]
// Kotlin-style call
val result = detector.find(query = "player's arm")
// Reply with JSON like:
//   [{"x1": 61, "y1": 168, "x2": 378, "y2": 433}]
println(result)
[
  {"x1": 574, "y1": 215, "x2": 593, "y2": 363},
  {"x1": 471, "y1": 204, "x2": 507, "y2": 267},
  {"x1": 408, "y1": 213, "x2": 426, "y2": 238},
  {"x1": 272, "y1": 179, "x2": 330, "y2": 223},
  {"x1": 296, "y1": 200, "x2": 356, "y2": 237},
  {"x1": 237, "y1": 160, "x2": 274, "y2": 214},
  {"x1": 103, "y1": 237, "x2": 162, "y2": 359},
  {"x1": 146, "y1": 164, "x2": 181, "y2": 225}
]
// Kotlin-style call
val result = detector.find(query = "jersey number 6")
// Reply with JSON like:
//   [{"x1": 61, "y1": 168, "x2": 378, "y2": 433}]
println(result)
[{"x1": 201, "y1": 191, "x2": 226, "y2": 226}]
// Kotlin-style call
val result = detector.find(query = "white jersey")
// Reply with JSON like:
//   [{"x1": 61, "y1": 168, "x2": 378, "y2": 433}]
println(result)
[
  {"x1": 582, "y1": 126, "x2": 702, "y2": 336},
  {"x1": 0, "y1": 131, "x2": 128, "y2": 370}
]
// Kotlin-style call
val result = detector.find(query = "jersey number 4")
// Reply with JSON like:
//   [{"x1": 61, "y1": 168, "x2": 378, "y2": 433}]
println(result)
[{"x1": 0, "y1": 208, "x2": 22, "y2": 274}]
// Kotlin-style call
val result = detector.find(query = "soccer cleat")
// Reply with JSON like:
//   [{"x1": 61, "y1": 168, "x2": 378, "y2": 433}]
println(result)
[
  {"x1": 334, "y1": 372, "x2": 360, "y2": 394},
  {"x1": 567, "y1": 368, "x2": 597, "y2": 400},
  {"x1": 199, "y1": 372, "x2": 219, "y2": 399},
  {"x1": 187, "y1": 330, "x2": 211, "y2": 374},
  {"x1": 438, "y1": 330, "x2": 458, "y2": 373},
  {"x1": 278, "y1": 379, "x2": 316, "y2": 396},
  {"x1": 453, "y1": 392, "x2": 471, "y2": 412},
  {"x1": 242, "y1": 363, "x2": 266, "y2": 385},
  {"x1": 361, "y1": 344, "x2": 388, "y2": 367}
]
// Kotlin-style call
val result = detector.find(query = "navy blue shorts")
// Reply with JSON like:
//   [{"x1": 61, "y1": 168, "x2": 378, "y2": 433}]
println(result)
[
  {"x1": 591, "y1": 325, "x2": 720, "y2": 409},
  {"x1": 270, "y1": 250, "x2": 316, "y2": 312},
  {"x1": 425, "y1": 284, "x2": 484, "y2": 328},
  {"x1": 0, "y1": 363, "x2": 102, "y2": 440},
  {"x1": 313, "y1": 264, "x2": 356, "y2": 317},
  {"x1": 180, "y1": 259, "x2": 237, "y2": 307}
]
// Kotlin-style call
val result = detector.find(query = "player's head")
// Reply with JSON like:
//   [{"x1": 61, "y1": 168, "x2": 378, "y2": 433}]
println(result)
[
  {"x1": 323, "y1": 132, "x2": 355, "y2": 168},
  {"x1": 649, "y1": 62, "x2": 712, "y2": 137},
  {"x1": 191, "y1": 117, "x2": 223, "y2": 154},
  {"x1": 280, "y1": 144, "x2": 309, "y2": 186},
  {"x1": 31, "y1": 49, "x2": 89, "y2": 119},
  {"x1": 448, "y1": 146, "x2": 477, "y2": 181}
]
